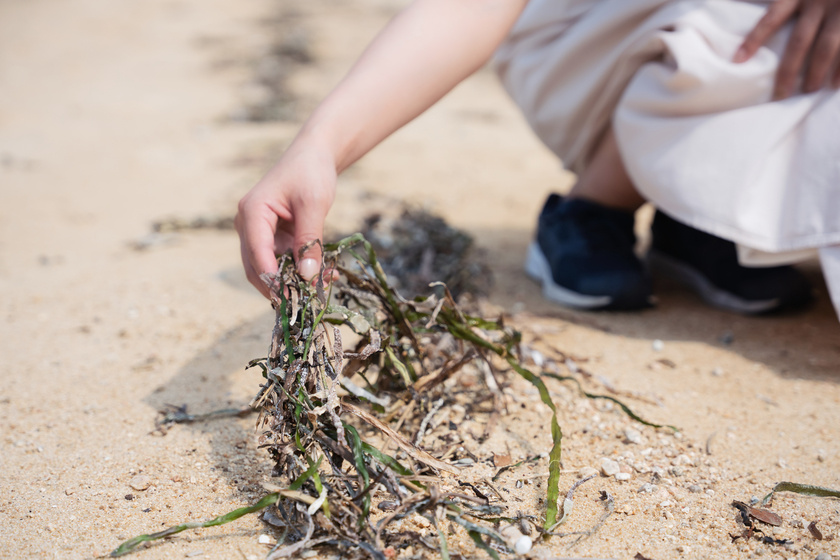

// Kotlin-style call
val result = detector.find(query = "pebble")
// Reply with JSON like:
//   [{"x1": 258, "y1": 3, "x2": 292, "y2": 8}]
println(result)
[
  {"x1": 600, "y1": 458, "x2": 620, "y2": 477},
  {"x1": 129, "y1": 475, "x2": 151, "y2": 491},
  {"x1": 674, "y1": 454, "x2": 693, "y2": 466},
  {"x1": 185, "y1": 551, "x2": 204, "y2": 558},
  {"x1": 615, "y1": 473, "x2": 631, "y2": 481},
  {"x1": 578, "y1": 466, "x2": 599, "y2": 479},
  {"x1": 638, "y1": 483, "x2": 657, "y2": 494},
  {"x1": 688, "y1": 485, "x2": 703, "y2": 493},
  {"x1": 677, "y1": 545, "x2": 691, "y2": 554},
  {"x1": 624, "y1": 428, "x2": 643, "y2": 445},
  {"x1": 815, "y1": 554, "x2": 832, "y2": 560},
  {"x1": 652, "y1": 339, "x2": 664, "y2": 352},
  {"x1": 257, "y1": 534, "x2": 272, "y2": 545}
]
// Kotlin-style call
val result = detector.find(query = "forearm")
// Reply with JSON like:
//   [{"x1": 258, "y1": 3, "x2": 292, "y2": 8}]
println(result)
[{"x1": 293, "y1": 0, "x2": 528, "y2": 172}]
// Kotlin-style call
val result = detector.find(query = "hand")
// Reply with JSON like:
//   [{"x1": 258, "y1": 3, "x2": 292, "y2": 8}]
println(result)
[
  {"x1": 734, "y1": 0, "x2": 840, "y2": 99},
  {"x1": 235, "y1": 143, "x2": 336, "y2": 297}
]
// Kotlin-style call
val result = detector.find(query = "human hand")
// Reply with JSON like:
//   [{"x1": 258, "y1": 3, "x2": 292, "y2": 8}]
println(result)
[
  {"x1": 235, "y1": 143, "x2": 336, "y2": 298},
  {"x1": 734, "y1": 0, "x2": 840, "y2": 99}
]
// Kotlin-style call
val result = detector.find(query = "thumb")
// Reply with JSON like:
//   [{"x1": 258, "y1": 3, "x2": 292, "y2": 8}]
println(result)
[{"x1": 294, "y1": 215, "x2": 325, "y2": 282}]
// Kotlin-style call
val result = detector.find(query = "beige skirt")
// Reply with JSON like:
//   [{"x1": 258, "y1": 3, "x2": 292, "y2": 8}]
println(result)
[{"x1": 495, "y1": 0, "x2": 840, "y2": 317}]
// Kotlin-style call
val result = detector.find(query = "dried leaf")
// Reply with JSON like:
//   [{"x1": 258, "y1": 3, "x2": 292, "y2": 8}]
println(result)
[
  {"x1": 732, "y1": 501, "x2": 783, "y2": 526},
  {"x1": 493, "y1": 453, "x2": 512, "y2": 468}
]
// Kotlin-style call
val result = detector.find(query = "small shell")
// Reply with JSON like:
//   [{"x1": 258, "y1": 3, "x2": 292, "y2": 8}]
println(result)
[{"x1": 514, "y1": 535, "x2": 533, "y2": 555}]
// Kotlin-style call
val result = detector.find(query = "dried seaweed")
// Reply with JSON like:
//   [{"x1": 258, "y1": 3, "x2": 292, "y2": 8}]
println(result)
[
  {"x1": 544, "y1": 374, "x2": 678, "y2": 432},
  {"x1": 360, "y1": 208, "x2": 491, "y2": 299},
  {"x1": 112, "y1": 233, "x2": 566, "y2": 558},
  {"x1": 760, "y1": 481, "x2": 840, "y2": 506}
]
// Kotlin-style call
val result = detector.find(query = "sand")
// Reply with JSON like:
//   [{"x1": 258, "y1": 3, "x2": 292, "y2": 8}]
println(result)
[{"x1": 1, "y1": 0, "x2": 838, "y2": 559}]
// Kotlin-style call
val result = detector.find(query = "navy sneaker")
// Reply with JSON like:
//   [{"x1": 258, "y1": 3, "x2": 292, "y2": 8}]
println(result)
[
  {"x1": 525, "y1": 194, "x2": 653, "y2": 310},
  {"x1": 649, "y1": 210, "x2": 813, "y2": 314}
]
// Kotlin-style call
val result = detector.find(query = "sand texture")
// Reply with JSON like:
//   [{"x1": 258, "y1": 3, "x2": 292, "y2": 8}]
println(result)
[{"x1": 1, "y1": 1, "x2": 839, "y2": 559}]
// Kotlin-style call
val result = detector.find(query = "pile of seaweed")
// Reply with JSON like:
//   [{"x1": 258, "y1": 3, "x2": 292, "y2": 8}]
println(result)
[
  {"x1": 111, "y1": 233, "x2": 562, "y2": 558},
  {"x1": 243, "y1": 234, "x2": 563, "y2": 559}
]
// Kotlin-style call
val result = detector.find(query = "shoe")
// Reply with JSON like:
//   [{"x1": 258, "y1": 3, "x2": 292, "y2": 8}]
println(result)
[
  {"x1": 525, "y1": 194, "x2": 653, "y2": 310},
  {"x1": 649, "y1": 210, "x2": 813, "y2": 314}
]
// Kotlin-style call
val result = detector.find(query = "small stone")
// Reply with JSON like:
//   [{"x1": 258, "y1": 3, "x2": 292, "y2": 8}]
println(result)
[
  {"x1": 677, "y1": 545, "x2": 692, "y2": 554},
  {"x1": 301, "y1": 551, "x2": 318, "y2": 559},
  {"x1": 638, "y1": 483, "x2": 657, "y2": 494},
  {"x1": 652, "y1": 339, "x2": 664, "y2": 352},
  {"x1": 600, "y1": 458, "x2": 620, "y2": 477},
  {"x1": 669, "y1": 466, "x2": 684, "y2": 477},
  {"x1": 620, "y1": 463, "x2": 634, "y2": 475},
  {"x1": 615, "y1": 472, "x2": 631, "y2": 481},
  {"x1": 814, "y1": 553, "x2": 832, "y2": 560},
  {"x1": 257, "y1": 534, "x2": 272, "y2": 545},
  {"x1": 185, "y1": 551, "x2": 204, "y2": 558},
  {"x1": 578, "y1": 466, "x2": 599, "y2": 479},
  {"x1": 712, "y1": 367, "x2": 724, "y2": 377},
  {"x1": 129, "y1": 475, "x2": 151, "y2": 491},
  {"x1": 624, "y1": 428, "x2": 643, "y2": 445},
  {"x1": 705, "y1": 489, "x2": 715, "y2": 496},
  {"x1": 688, "y1": 485, "x2": 703, "y2": 493},
  {"x1": 817, "y1": 449, "x2": 827, "y2": 462},
  {"x1": 674, "y1": 454, "x2": 693, "y2": 466}
]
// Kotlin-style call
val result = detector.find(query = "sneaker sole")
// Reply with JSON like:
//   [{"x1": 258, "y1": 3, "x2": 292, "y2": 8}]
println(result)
[
  {"x1": 524, "y1": 242, "x2": 613, "y2": 309},
  {"x1": 648, "y1": 249, "x2": 780, "y2": 314}
]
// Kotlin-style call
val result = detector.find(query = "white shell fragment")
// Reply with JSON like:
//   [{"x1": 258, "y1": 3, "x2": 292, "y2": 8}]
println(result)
[
  {"x1": 514, "y1": 535, "x2": 533, "y2": 555},
  {"x1": 501, "y1": 524, "x2": 534, "y2": 555}
]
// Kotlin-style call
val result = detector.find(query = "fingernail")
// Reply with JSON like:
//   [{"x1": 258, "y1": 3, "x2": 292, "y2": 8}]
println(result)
[
  {"x1": 733, "y1": 47, "x2": 748, "y2": 63},
  {"x1": 298, "y1": 258, "x2": 319, "y2": 280}
]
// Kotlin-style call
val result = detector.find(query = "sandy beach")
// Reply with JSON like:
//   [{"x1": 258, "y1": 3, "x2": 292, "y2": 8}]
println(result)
[{"x1": 1, "y1": 0, "x2": 839, "y2": 558}]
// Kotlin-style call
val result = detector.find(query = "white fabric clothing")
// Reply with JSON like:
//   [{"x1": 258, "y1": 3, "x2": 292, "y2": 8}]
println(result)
[{"x1": 495, "y1": 0, "x2": 840, "y2": 318}]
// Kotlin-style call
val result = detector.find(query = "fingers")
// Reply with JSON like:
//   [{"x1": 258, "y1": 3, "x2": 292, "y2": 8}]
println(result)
[
  {"x1": 236, "y1": 196, "x2": 281, "y2": 298},
  {"x1": 804, "y1": 3, "x2": 840, "y2": 91},
  {"x1": 735, "y1": 0, "x2": 840, "y2": 99},
  {"x1": 292, "y1": 194, "x2": 329, "y2": 282},
  {"x1": 775, "y1": 0, "x2": 826, "y2": 99},
  {"x1": 735, "y1": 0, "x2": 799, "y2": 63}
]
